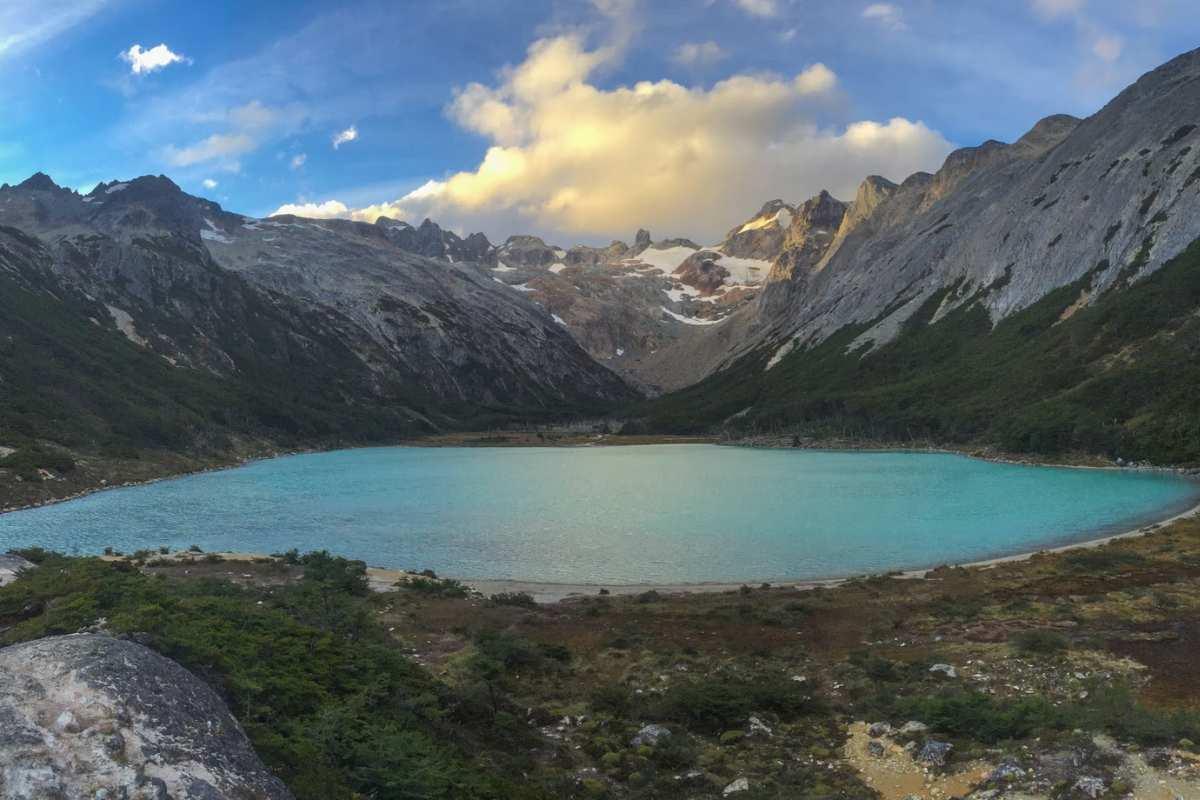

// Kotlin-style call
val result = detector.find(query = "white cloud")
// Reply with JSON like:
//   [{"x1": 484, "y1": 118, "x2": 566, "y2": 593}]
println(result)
[
  {"x1": 673, "y1": 41, "x2": 726, "y2": 67},
  {"x1": 332, "y1": 125, "x2": 358, "y2": 149},
  {"x1": 164, "y1": 133, "x2": 254, "y2": 168},
  {"x1": 274, "y1": 33, "x2": 951, "y2": 243},
  {"x1": 862, "y1": 3, "x2": 907, "y2": 31},
  {"x1": 290, "y1": 153, "x2": 307, "y2": 169},
  {"x1": 272, "y1": 199, "x2": 350, "y2": 219},
  {"x1": 120, "y1": 43, "x2": 188, "y2": 75},
  {"x1": 160, "y1": 100, "x2": 283, "y2": 170},
  {"x1": 202, "y1": 178, "x2": 218, "y2": 189},
  {"x1": 734, "y1": 0, "x2": 779, "y2": 17},
  {"x1": 0, "y1": 1, "x2": 106, "y2": 61},
  {"x1": 1030, "y1": 0, "x2": 1085, "y2": 20},
  {"x1": 1091, "y1": 34, "x2": 1123, "y2": 62}
]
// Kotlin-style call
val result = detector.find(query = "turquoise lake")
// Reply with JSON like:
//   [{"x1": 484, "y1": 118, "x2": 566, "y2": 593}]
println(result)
[{"x1": 1, "y1": 445, "x2": 1197, "y2": 584}]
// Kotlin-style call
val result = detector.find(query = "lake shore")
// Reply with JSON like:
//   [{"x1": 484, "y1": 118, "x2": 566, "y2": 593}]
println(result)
[{"x1": 117, "y1": 496, "x2": 1200, "y2": 604}]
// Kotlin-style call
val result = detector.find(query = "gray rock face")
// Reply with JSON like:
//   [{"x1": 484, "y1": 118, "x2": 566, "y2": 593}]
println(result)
[
  {"x1": 647, "y1": 47, "x2": 1200, "y2": 389},
  {"x1": 0, "y1": 634, "x2": 293, "y2": 799},
  {"x1": 0, "y1": 554, "x2": 33, "y2": 587},
  {"x1": 720, "y1": 200, "x2": 795, "y2": 261},
  {"x1": 0, "y1": 175, "x2": 634, "y2": 414}
]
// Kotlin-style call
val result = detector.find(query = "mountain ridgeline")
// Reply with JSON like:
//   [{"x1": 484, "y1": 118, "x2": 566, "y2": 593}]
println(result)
[{"x1": 4, "y1": 47, "x2": 1200, "y2": 465}]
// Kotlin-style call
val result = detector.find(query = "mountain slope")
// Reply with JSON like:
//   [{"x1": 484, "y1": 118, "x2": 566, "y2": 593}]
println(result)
[
  {"x1": 637, "y1": 47, "x2": 1200, "y2": 463},
  {"x1": 0, "y1": 175, "x2": 634, "y2": 461}
]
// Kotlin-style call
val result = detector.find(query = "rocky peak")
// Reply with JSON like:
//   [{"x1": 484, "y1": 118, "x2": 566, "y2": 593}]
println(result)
[
  {"x1": 15, "y1": 172, "x2": 63, "y2": 192},
  {"x1": 1011, "y1": 114, "x2": 1082, "y2": 158},
  {"x1": 634, "y1": 228, "x2": 652, "y2": 254},
  {"x1": 921, "y1": 139, "x2": 1011, "y2": 210},
  {"x1": 499, "y1": 234, "x2": 561, "y2": 268},
  {"x1": 720, "y1": 201, "x2": 797, "y2": 261},
  {"x1": 766, "y1": 190, "x2": 848, "y2": 283}
]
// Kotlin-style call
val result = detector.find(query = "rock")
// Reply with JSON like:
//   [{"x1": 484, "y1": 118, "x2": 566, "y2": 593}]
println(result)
[
  {"x1": 1144, "y1": 747, "x2": 1174, "y2": 767},
  {"x1": 0, "y1": 553, "x2": 34, "y2": 587},
  {"x1": 929, "y1": 663, "x2": 958, "y2": 678},
  {"x1": 0, "y1": 633, "x2": 293, "y2": 799},
  {"x1": 723, "y1": 777, "x2": 750, "y2": 795},
  {"x1": 631, "y1": 723, "x2": 672, "y2": 747},
  {"x1": 867, "y1": 740, "x2": 887, "y2": 757},
  {"x1": 918, "y1": 740, "x2": 953, "y2": 768},
  {"x1": 898, "y1": 720, "x2": 929, "y2": 735},
  {"x1": 988, "y1": 761, "x2": 1026, "y2": 783},
  {"x1": 868, "y1": 721, "x2": 893, "y2": 737},
  {"x1": 747, "y1": 716, "x2": 772, "y2": 737},
  {"x1": 1073, "y1": 776, "x2": 1106, "y2": 798}
]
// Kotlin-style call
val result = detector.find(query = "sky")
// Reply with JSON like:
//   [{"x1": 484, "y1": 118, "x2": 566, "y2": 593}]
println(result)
[{"x1": 2, "y1": 0, "x2": 1199, "y2": 245}]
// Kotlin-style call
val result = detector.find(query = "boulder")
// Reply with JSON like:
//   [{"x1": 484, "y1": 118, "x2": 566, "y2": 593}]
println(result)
[
  {"x1": 0, "y1": 634, "x2": 293, "y2": 799},
  {"x1": 917, "y1": 740, "x2": 953, "y2": 768},
  {"x1": 723, "y1": 777, "x2": 749, "y2": 795},
  {"x1": 1073, "y1": 776, "x2": 1106, "y2": 798},
  {"x1": 0, "y1": 553, "x2": 34, "y2": 587},
  {"x1": 898, "y1": 720, "x2": 929, "y2": 735},
  {"x1": 929, "y1": 663, "x2": 958, "y2": 679},
  {"x1": 868, "y1": 721, "x2": 893, "y2": 737},
  {"x1": 630, "y1": 723, "x2": 672, "y2": 747}
]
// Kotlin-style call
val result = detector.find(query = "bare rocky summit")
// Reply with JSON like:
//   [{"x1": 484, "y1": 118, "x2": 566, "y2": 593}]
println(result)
[{"x1": 0, "y1": 633, "x2": 292, "y2": 799}]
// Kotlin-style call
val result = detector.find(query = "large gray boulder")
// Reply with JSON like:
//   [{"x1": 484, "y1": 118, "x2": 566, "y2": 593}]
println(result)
[{"x1": 0, "y1": 634, "x2": 293, "y2": 799}]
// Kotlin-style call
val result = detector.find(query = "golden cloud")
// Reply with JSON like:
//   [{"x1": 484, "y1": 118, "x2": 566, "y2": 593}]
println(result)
[{"x1": 273, "y1": 32, "x2": 952, "y2": 243}]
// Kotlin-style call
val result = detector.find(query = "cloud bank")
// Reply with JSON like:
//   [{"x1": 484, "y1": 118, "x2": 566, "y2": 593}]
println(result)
[{"x1": 272, "y1": 28, "x2": 952, "y2": 243}]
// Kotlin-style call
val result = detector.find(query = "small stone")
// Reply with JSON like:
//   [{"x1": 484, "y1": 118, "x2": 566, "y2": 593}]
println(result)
[
  {"x1": 1073, "y1": 776, "x2": 1105, "y2": 799},
  {"x1": 103, "y1": 732, "x2": 125, "y2": 755},
  {"x1": 867, "y1": 740, "x2": 886, "y2": 757},
  {"x1": 748, "y1": 716, "x2": 772, "y2": 737},
  {"x1": 929, "y1": 663, "x2": 958, "y2": 678},
  {"x1": 723, "y1": 777, "x2": 750, "y2": 795},
  {"x1": 988, "y1": 761, "x2": 1026, "y2": 783},
  {"x1": 868, "y1": 721, "x2": 892, "y2": 737}
]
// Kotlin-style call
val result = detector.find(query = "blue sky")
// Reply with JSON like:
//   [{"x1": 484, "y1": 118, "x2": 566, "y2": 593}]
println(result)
[{"x1": 2, "y1": 0, "x2": 1199, "y2": 243}]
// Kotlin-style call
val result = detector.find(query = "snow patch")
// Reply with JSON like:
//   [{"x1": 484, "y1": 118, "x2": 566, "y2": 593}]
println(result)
[
  {"x1": 105, "y1": 183, "x2": 129, "y2": 194},
  {"x1": 492, "y1": 264, "x2": 517, "y2": 273},
  {"x1": 548, "y1": 263, "x2": 567, "y2": 274},
  {"x1": 200, "y1": 217, "x2": 232, "y2": 244},
  {"x1": 660, "y1": 306, "x2": 727, "y2": 326},
  {"x1": 712, "y1": 254, "x2": 771, "y2": 284},
  {"x1": 625, "y1": 245, "x2": 697, "y2": 274},
  {"x1": 552, "y1": 314, "x2": 567, "y2": 326}
]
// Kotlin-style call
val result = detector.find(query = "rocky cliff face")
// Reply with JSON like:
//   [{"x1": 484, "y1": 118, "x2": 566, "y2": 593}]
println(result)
[
  {"x1": 0, "y1": 634, "x2": 293, "y2": 799},
  {"x1": 0, "y1": 175, "x2": 634, "y2": 423},
  {"x1": 644, "y1": 47, "x2": 1200, "y2": 391}
]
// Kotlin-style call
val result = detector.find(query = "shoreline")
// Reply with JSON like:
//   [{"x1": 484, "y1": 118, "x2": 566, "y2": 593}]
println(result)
[
  {"x1": 6, "y1": 438, "x2": 1200, "y2": 604},
  {"x1": 129, "y1": 497, "x2": 1200, "y2": 605}
]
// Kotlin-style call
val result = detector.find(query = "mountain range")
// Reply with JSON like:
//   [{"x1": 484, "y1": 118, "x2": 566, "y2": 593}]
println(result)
[{"x1": 4, "y1": 47, "x2": 1200, "y2": 467}]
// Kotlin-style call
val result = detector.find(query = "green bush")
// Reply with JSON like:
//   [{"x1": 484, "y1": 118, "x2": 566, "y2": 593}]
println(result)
[
  {"x1": 1011, "y1": 629, "x2": 1070, "y2": 655},
  {"x1": 0, "y1": 553, "x2": 537, "y2": 800},
  {"x1": 651, "y1": 675, "x2": 822, "y2": 734}
]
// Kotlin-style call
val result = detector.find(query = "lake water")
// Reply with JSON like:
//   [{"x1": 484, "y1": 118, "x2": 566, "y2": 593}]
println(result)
[{"x1": 1, "y1": 445, "x2": 1196, "y2": 584}]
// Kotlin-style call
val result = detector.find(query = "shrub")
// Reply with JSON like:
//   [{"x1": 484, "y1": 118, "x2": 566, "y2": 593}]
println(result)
[
  {"x1": 402, "y1": 576, "x2": 471, "y2": 598},
  {"x1": 651, "y1": 675, "x2": 822, "y2": 734},
  {"x1": 1012, "y1": 629, "x2": 1070, "y2": 655},
  {"x1": 488, "y1": 592, "x2": 537, "y2": 608}
]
